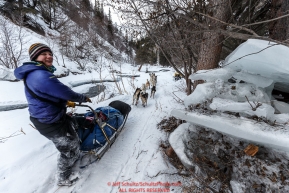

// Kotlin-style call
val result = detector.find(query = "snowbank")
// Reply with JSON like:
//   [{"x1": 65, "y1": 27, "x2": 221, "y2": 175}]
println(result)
[{"x1": 177, "y1": 39, "x2": 289, "y2": 153}]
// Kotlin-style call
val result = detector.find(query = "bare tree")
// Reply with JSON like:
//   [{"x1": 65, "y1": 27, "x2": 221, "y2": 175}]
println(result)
[
  {"x1": 37, "y1": 0, "x2": 63, "y2": 30},
  {"x1": 94, "y1": 49, "x2": 107, "y2": 80},
  {"x1": 197, "y1": 0, "x2": 230, "y2": 71},
  {"x1": 107, "y1": 0, "x2": 201, "y2": 94},
  {"x1": 0, "y1": 15, "x2": 28, "y2": 69},
  {"x1": 108, "y1": 0, "x2": 288, "y2": 95},
  {"x1": 58, "y1": 22, "x2": 94, "y2": 70},
  {"x1": 45, "y1": 37, "x2": 67, "y2": 67},
  {"x1": 193, "y1": 0, "x2": 230, "y2": 91},
  {"x1": 109, "y1": 67, "x2": 123, "y2": 95},
  {"x1": 269, "y1": 0, "x2": 289, "y2": 41}
]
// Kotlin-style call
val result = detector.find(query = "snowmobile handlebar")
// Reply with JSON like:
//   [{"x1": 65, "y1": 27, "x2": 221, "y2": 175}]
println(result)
[
  {"x1": 67, "y1": 101, "x2": 98, "y2": 121},
  {"x1": 66, "y1": 101, "x2": 93, "y2": 110},
  {"x1": 74, "y1": 103, "x2": 94, "y2": 112},
  {"x1": 68, "y1": 102, "x2": 112, "y2": 144}
]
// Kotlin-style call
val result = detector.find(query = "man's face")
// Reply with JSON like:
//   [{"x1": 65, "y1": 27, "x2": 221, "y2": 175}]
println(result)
[{"x1": 36, "y1": 51, "x2": 53, "y2": 66}]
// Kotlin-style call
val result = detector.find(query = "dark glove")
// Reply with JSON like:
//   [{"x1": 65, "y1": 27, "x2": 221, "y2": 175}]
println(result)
[
  {"x1": 79, "y1": 96, "x2": 92, "y2": 105},
  {"x1": 85, "y1": 96, "x2": 92, "y2": 103}
]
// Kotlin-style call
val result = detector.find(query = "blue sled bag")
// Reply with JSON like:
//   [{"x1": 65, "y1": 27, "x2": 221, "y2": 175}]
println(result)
[{"x1": 77, "y1": 106, "x2": 124, "y2": 151}]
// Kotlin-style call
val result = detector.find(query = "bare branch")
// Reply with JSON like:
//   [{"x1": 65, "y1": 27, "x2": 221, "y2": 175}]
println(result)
[
  {"x1": 245, "y1": 96, "x2": 262, "y2": 111},
  {"x1": 243, "y1": 12, "x2": 289, "y2": 27}
]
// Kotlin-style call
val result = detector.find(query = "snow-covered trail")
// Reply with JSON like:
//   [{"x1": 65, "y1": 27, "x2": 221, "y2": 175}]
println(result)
[
  {"x1": 0, "y1": 69, "x2": 185, "y2": 193},
  {"x1": 52, "y1": 74, "x2": 183, "y2": 193}
]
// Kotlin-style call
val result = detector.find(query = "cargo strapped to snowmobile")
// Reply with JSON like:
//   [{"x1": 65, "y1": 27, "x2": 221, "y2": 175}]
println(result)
[{"x1": 68, "y1": 100, "x2": 131, "y2": 168}]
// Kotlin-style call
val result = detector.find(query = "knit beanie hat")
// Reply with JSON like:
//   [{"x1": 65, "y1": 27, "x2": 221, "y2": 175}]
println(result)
[{"x1": 29, "y1": 43, "x2": 53, "y2": 61}]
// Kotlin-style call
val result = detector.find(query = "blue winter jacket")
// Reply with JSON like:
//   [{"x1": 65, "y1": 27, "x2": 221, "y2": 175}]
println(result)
[{"x1": 14, "y1": 62, "x2": 87, "y2": 124}]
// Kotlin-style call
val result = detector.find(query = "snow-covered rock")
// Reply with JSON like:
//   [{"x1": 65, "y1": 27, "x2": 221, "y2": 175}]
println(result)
[
  {"x1": 182, "y1": 39, "x2": 289, "y2": 153},
  {"x1": 0, "y1": 66, "x2": 16, "y2": 81},
  {"x1": 224, "y1": 39, "x2": 289, "y2": 93},
  {"x1": 169, "y1": 123, "x2": 194, "y2": 168},
  {"x1": 171, "y1": 109, "x2": 289, "y2": 152}
]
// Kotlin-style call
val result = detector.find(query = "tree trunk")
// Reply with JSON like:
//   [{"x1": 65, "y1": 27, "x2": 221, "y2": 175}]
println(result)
[
  {"x1": 269, "y1": 0, "x2": 289, "y2": 41},
  {"x1": 184, "y1": 55, "x2": 193, "y2": 95},
  {"x1": 32, "y1": 0, "x2": 38, "y2": 9},
  {"x1": 195, "y1": 0, "x2": 230, "y2": 89},
  {"x1": 138, "y1": 63, "x2": 143, "y2": 71},
  {"x1": 18, "y1": 0, "x2": 23, "y2": 10},
  {"x1": 197, "y1": 31, "x2": 224, "y2": 71}
]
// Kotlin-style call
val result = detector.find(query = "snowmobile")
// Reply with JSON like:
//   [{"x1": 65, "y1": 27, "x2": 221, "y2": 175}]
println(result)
[{"x1": 67, "y1": 100, "x2": 131, "y2": 168}]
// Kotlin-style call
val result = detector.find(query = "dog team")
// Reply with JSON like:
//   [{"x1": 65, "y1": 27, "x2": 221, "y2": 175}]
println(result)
[{"x1": 133, "y1": 73, "x2": 157, "y2": 107}]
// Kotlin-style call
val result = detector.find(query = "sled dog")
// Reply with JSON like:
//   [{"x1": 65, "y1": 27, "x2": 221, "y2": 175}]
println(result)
[
  {"x1": 132, "y1": 88, "x2": 141, "y2": 105},
  {"x1": 140, "y1": 91, "x2": 148, "y2": 107},
  {"x1": 150, "y1": 85, "x2": 156, "y2": 98},
  {"x1": 145, "y1": 79, "x2": 150, "y2": 89},
  {"x1": 141, "y1": 83, "x2": 146, "y2": 93},
  {"x1": 149, "y1": 73, "x2": 156, "y2": 86}
]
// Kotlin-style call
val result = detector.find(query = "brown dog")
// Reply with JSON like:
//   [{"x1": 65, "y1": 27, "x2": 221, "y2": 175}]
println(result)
[
  {"x1": 132, "y1": 88, "x2": 141, "y2": 105},
  {"x1": 140, "y1": 91, "x2": 148, "y2": 107},
  {"x1": 145, "y1": 79, "x2": 150, "y2": 89},
  {"x1": 149, "y1": 73, "x2": 156, "y2": 86},
  {"x1": 150, "y1": 85, "x2": 156, "y2": 98}
]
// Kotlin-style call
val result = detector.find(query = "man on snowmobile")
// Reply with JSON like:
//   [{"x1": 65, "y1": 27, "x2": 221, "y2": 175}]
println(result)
[{"x1": 14, "y1": 43, "x2": 91, "y2": 186}]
